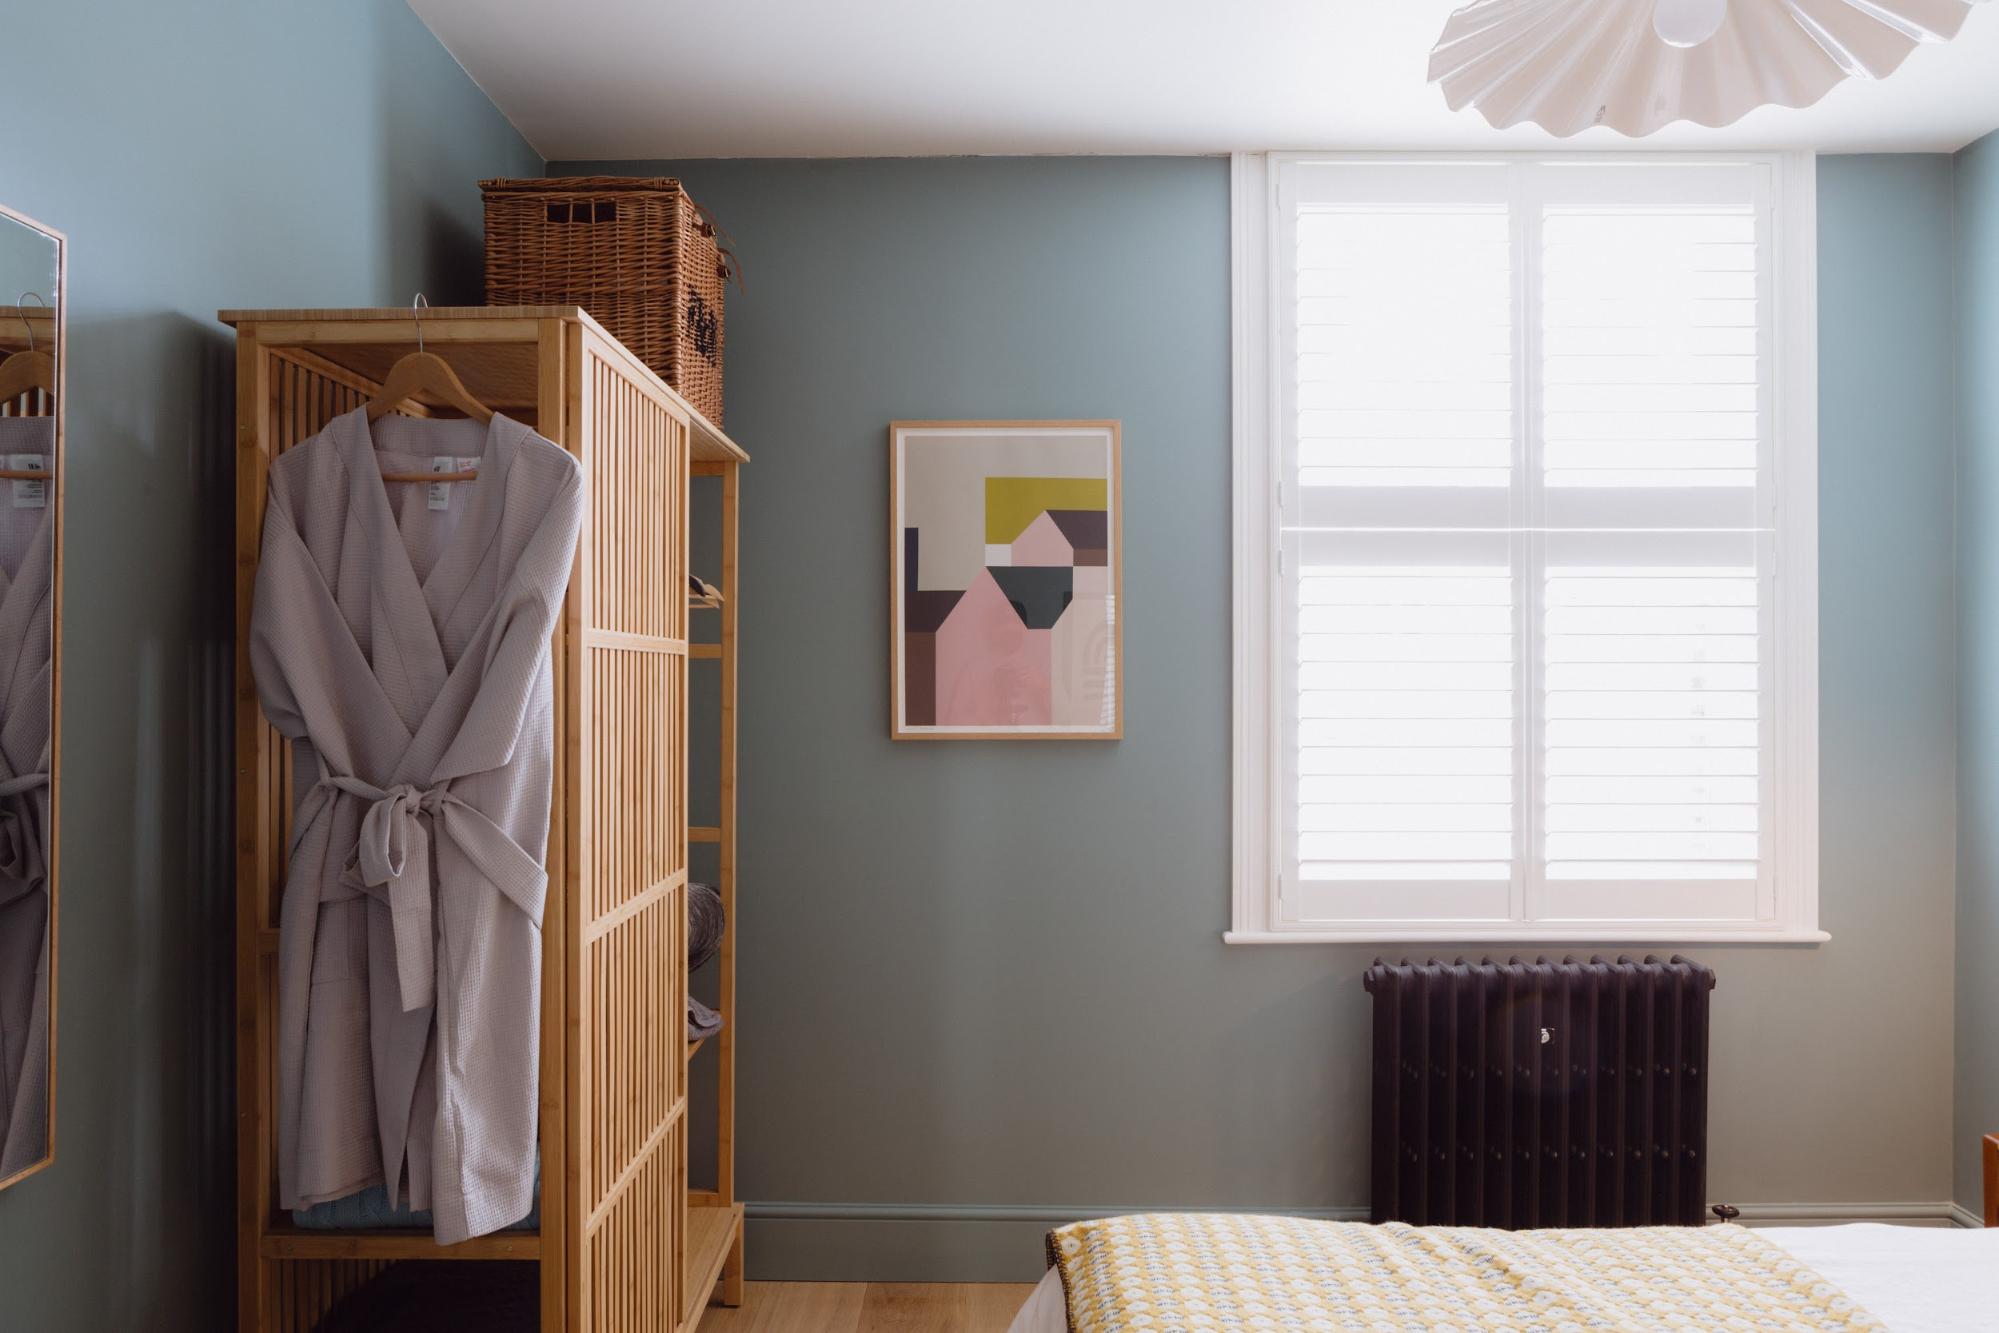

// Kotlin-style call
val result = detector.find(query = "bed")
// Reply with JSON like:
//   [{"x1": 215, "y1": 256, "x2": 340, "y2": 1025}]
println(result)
[
  {"x1": 1007, "y1": 1223, "x2": 1999, "y2": 1333},
  {"x1": 1010, "y1": 1140, "x2": 1999, "y2": 1333}
]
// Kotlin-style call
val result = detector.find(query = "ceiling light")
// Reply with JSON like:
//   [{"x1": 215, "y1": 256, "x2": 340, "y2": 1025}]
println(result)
[{"x1": 1429, "y1": 0, "x2": 1991, "y2": 138}]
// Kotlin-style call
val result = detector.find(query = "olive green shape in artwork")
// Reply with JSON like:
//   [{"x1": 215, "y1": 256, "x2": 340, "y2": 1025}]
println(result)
[{"x1": 984, "y1": 476, "x2": 1108, "y2": 545}]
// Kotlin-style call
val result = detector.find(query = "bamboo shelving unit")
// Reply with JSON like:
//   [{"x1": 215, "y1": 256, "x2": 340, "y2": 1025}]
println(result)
[{"x1": 224, "y1": 306, "x2": 747, "y2": 1332}]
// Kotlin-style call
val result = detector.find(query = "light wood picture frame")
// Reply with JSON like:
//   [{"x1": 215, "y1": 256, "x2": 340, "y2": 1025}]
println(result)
[{"x1": 890, "y1": 420, "x2": 1122, "y2": 741}]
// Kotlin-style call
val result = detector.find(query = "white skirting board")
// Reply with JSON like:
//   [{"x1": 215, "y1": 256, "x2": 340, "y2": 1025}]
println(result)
[{"x1": 743, "y1": 1200, "x2": 1976, "y2": 1282}]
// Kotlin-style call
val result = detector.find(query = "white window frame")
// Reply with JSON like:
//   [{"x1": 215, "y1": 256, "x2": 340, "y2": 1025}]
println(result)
[{"x1": 1229, "y1": 150, "x2": 1823, "y2": 945}]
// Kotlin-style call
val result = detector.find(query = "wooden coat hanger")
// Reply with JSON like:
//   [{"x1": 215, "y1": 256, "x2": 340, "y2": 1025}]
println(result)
[
  {"x1": 366, "y1": 294, "x2": 491, "y2": 483},
  {"x1": 0, "y1": 298, "x2": 56, "y2": 481},
  {"x1": 0, "y1": 350, "x2": 55, "y2": 406}
]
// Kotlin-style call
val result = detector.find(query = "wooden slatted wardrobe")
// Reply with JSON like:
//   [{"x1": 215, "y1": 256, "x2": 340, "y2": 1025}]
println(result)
[{"x1": 226, "y1": 306, "x2": 745, "y2": 1332}]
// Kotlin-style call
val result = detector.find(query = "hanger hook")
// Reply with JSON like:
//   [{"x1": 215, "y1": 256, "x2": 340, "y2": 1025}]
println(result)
[
  {"x1": 15, "y1": 292, "x2": 47, "y2": 353},
  {"x1": 411, "y1": 292, "x2": 430, "y2": 356}
]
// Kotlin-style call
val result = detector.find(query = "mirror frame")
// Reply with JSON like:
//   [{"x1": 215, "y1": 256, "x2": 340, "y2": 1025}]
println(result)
[{"x1": 0, "y1": 202, "x2": 63, "y2": 1192}]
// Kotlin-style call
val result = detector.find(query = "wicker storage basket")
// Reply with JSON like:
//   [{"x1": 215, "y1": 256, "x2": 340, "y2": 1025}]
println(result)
[{"x1": 481, "y1": 176, "x2": 733, "y2": 424}]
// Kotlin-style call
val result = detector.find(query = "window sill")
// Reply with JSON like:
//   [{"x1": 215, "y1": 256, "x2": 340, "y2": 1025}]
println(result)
[{"x1": 1224, "y1": 928, "x2": 1831, "y2": 947}]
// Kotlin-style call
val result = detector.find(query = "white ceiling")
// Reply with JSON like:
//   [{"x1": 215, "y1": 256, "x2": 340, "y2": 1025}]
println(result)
[{"x1": 409, "y1": 0, "x2": 1999, "y2": 160}]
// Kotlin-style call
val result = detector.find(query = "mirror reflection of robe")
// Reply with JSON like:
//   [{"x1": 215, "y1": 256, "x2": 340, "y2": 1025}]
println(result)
[
  {"x1": 0, "y1": 417, "x2": 53, "y2": 1179},
  {"x1": 251, "y1": 409, "x2": 580, "y2": 1243}
]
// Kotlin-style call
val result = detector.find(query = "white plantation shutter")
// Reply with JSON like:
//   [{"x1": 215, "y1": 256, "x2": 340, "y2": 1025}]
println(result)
[
  {"x1": 1541, "y1": 562, "x2": 1762, "y2": 883},
  {"x1": 1249, "y1": 155, "x2": 1818, "y2": 939},
  {"x1": 1537, "y1": 177, "x2": 1769, "y2": 902},
  {"x1": 1282, "y1": 172, "x2": 1520, "y2": 919},
  {"x1": 1296, "y1": 563, "x2": 1514, "y2": 884},
  {"x1": 1541, "y1": 205, "x2": 1760, "y2": 490},
  {"x1": 1294, "y1": 199, "x2": 1514, "y2": 491}
]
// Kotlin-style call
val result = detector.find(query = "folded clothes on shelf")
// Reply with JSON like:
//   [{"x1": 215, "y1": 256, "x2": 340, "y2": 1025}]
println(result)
[{"x1": 688, "y1": 996, "x2": 724, "y2": 1042}]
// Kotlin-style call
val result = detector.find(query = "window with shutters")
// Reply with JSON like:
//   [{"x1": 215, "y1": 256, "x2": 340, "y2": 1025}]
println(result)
[{"x1": 1230, "y1": 153, "x2": 1821, "y2": 943}]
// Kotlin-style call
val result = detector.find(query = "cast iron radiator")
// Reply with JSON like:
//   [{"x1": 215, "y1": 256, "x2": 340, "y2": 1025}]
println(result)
[{"x1": 1363, "y1": 955, "x2": 1716, "y2": 1229}]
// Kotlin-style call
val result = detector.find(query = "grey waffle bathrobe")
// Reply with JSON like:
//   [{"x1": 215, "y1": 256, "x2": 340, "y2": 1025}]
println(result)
[
  {"x1": 0, "y1": 417, "x2": 52, "y2": 1180},
  {"x1": 252, "y1": 407, "x2": 580, "y2": 1243}
]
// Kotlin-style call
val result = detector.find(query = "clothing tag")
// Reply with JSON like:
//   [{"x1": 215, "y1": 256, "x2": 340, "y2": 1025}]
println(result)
[
  {"x1": 427, "y1": 456, "x2": 475, "y2": 511},
  {"x1": 9, "y1": 455, "x2": 45, "y2": 509}
]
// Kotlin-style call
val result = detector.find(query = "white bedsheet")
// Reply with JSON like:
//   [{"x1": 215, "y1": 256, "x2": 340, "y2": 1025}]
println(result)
[
  {"x1": 1760, "y1": 1224, "x2": 1999, "y2": 1331},
  {"x1": 1007, "y1": 1222, "x2": 1999, "y2": 1331}
]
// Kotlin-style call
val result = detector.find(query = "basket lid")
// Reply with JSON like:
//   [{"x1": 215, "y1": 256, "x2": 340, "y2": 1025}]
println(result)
[{"x1": 480, "y1": 176, "x2": 687, "y2": 196}]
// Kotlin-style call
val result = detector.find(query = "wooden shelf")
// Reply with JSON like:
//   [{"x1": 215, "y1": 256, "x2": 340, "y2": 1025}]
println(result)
[
  {"x1": 686, "y1": 1034, "x2": 707, "y2": 1060},
  {"x1": 682, "y1": 1203, "x2": 744, "y2": 1327},
  {"x1": 261, "y1": 1226, "x2": 541, "y2": 1262}
]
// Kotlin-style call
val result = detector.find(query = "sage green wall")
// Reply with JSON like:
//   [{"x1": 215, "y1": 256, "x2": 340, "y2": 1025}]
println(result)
[
  {"x1": 558, "y1": 154, "x2": 1962, "y2": 1278},
  {"x1": 1954, "y1": 128, "x2": 1999, "y2": 1216},
  {"x1": 0, "y1": 2, "x2": 539, "y2": 1325}
]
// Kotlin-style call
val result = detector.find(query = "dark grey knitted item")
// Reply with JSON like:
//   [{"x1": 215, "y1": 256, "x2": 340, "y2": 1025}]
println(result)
[
  {"x1": 687, "y1": 996, "x2": 724, "y2": 1040},
  {"x1": 687, "y1": 880, "x2": 727, "y2": 1041},
  {"x1": 689, "y1": 880, "x2": 724, "y2": 970}
]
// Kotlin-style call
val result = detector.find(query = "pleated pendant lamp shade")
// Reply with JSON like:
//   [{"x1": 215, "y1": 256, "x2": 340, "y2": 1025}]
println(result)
[{"x1": 1429, "y1": 0, "x2": 1989, "y2": 138}]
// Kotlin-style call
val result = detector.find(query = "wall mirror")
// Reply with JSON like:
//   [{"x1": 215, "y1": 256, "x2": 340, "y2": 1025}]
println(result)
[{"x1": 0, "y1": 204, "x2": 62, "y2": 1190}]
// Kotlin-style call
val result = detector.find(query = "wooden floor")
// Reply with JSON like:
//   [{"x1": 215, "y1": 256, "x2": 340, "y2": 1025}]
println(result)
[{"x1": 696, "y1": 1282, "x2": 1035, "y2": 1332}]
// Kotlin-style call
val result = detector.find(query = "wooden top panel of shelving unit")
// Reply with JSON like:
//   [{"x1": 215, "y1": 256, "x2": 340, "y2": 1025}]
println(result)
[{"x1": 218, "y1": 306, "x2": 748, "y2": 464}]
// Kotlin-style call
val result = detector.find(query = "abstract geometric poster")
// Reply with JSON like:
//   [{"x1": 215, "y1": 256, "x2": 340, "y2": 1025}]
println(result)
[{"x1": 891, "y1": 421, "x2": 1122, "y2": 740}]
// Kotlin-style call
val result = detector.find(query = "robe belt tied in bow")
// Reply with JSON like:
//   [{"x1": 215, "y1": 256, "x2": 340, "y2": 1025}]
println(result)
[{"x1": 321, "y1": 774, "x2": 549, "y2": 1013}]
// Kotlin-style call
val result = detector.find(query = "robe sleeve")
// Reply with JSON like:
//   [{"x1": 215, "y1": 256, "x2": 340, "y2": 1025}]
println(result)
[
  {"x1": 249, "y1": 464, "x2": 311, "y2": 741},
  {"x1": 250, "y1": 462, "x2": 382, "y2": 784}
]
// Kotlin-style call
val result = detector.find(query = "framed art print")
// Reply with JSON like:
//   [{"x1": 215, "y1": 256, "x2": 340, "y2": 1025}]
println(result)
[{"x1": 891, "y1": 420, "x2": 1122, "y2": 740}]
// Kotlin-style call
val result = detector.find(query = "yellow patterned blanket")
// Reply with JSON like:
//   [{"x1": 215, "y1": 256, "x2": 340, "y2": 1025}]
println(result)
[{"x1": 1046, "y1": 1213, "x2": 1880, "y2": 1331}]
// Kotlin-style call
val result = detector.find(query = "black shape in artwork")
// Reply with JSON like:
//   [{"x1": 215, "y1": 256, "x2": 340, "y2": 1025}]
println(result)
[{"x1": 988, "y1": 565, "x2": 1074, "y2": 630}]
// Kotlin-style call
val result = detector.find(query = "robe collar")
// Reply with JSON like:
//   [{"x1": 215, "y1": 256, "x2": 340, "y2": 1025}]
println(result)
[{"x1": 328, "y1": 406, "x2": 530, "y2": 732}]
